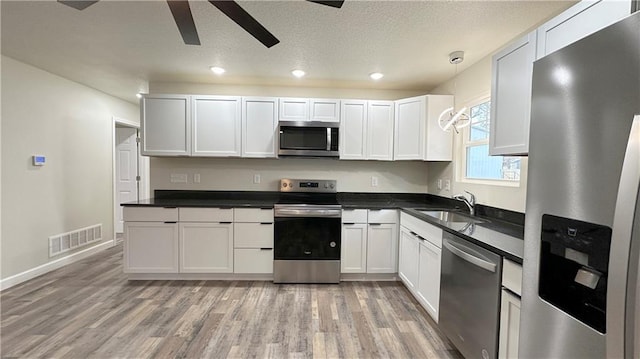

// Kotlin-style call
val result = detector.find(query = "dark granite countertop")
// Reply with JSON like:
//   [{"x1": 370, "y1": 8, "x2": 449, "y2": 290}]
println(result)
[{"x1": 123, "y1": 190, "x2": 524, "y2": 262}]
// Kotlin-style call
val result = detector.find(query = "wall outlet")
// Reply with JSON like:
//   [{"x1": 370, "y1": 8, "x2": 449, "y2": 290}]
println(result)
[
  {"x1": 445, "y1": 179, "x2": 451, "y2": 191},
  {"x1": 194, "y1": 173, "x2": 201, "y2": 183},
  {"x1": 170, "y1": 173, "x2": 188, "y2": 183},
  {"x1": 437, "y1": 179, "x2": 443, "y2": 190},
  {"x1": 253, "y1": 174, "x2": 261, "y2": 184},
  {"x1": 371, "y1": 176, "x2": 379, "y2": 187}
]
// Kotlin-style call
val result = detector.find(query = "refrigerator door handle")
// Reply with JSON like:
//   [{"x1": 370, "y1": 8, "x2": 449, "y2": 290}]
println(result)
[{"x1": 607, "y1": 115, "x2": 640, "y2": 359}]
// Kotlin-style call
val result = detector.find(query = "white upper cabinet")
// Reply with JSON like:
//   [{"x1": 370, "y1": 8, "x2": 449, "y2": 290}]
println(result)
[
  {"x1": 340, "y1": 100, "x2": 368, "y2": 160},
  {"x1": 310, "y1": 99, "x2": 340, "y2": 122},
  {"x1": 536, "y1": 0, "x2": 633, "y2": 60},
  {"x1": 490, "y1": 30, "x2": 537, "y2": 156},
  {"x1": 141, "y1": 94, "x2": 191, "y2": 156},
  {"x1": 367, "y1": 101, "x2": 394, "y2": 161},
  {"x1": 279, "y1": 98, "x2": 309, "y2": 121},
  {"x1": 394, "y1": 95, "x2": 453, "y2": 161},
  {"x1": 192, "y1": 96, "x2": 242, "y2": 157},
  {"x1": 242, "y1": 97, "x2": 278, "y2": 158},
  {"x1": 279, "y1": 98, "x2": 340, "y2": 122}
]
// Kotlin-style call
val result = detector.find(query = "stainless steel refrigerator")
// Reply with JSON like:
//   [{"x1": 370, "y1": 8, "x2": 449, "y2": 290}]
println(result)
[{"x1": 520, "y1": 11, "x2": 640, "y2": 359}]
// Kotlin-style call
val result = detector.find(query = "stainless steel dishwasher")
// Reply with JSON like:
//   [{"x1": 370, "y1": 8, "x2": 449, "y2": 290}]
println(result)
[{"x1": 439, "y1": 231, "x2": 502, "y2": 359}]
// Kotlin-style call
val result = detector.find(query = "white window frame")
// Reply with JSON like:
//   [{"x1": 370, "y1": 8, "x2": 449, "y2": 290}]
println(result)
[{"x1": 457, "y1": 96, "x2": 521, "y2": 187}]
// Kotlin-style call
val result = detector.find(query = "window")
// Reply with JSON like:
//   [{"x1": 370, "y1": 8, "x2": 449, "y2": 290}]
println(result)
[{"x1": 463, "y1": 100, "x2": 520, "y2": 182}]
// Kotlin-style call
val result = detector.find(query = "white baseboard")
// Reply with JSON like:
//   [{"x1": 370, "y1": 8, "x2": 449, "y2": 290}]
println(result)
[{"x1": 0, "y1": 240, "x2": 115, "y2": 291}]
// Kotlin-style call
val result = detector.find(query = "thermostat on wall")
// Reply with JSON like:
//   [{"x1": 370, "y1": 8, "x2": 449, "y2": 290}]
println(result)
[{"x1": 32, "y1": 155, "x2": 46, "y2": 166}]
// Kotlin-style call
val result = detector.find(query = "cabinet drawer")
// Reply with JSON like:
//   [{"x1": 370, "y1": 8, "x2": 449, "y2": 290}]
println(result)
[
  {"x1": 400, "y1": 212, "x2": 442, "y2": 248},
  {"x1": 179, "y1": 207, "x2": 233, "y2": 222},
  {"x1": 234, "y1": 208, "x2": 274, "y2": 223},
  {"x1": 342, "y1": 209, "x2": 368, "y2": 223},
  {"x1": 502, "y1": 258, "x2": 522, "y2": 296},
  {"x1": 234, "y1": 248, "x2": 274, "y2": 274},
  {"x1": 123, "y1": 207, "x2": 178, "y2": 222},
  {"x1": 234, "y1": 223, "x2": 274, "y2": 248},
  {"x1": 368, "y1": 209, "x2": 398, "y2": 224}
]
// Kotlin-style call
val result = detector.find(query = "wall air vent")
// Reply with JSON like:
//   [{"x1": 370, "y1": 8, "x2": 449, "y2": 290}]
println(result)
[{"x1": 49, "y1": 224, "x2": 102, "y2": 257}]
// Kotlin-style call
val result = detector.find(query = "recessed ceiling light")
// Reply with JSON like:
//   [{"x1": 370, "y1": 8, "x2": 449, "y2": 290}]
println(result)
[
  {"x1": 370, "y1": 72, "x2": 384, "y2": 80},
  {"x1": 291, "y1": 69, "x2": 306, "y2": 78},
  {"x1": 210, "y1": 66, "x2": 226, "y2": 75},
  {"x1": 136, "y1": 93, "x2": 143, "y2": 99}
]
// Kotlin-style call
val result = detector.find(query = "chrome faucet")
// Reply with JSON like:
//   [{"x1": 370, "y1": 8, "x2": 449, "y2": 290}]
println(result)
[{"x1": 453, "y1": 191, "x2": 476, "y2": 216}]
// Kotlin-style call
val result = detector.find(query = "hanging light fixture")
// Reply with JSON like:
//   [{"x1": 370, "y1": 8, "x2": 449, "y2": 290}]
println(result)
[{"x1": 438, "y1": 51, "x2": 470, "y2": 133}]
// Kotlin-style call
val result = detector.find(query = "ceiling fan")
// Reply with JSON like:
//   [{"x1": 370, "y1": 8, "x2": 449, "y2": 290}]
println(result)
[{"x1": 58, "y1": 0, "x2": 344, "y2": 48}]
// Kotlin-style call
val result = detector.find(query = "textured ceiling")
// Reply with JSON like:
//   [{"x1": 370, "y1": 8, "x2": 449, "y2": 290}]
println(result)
[{"x1": 1, "y1": 0, "x2": 575, "y2": 103}]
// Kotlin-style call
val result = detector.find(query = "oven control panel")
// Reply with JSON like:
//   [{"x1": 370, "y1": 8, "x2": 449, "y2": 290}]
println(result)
[{"x1": 280, "y1": 179, "x2": 337, "y2": 193}]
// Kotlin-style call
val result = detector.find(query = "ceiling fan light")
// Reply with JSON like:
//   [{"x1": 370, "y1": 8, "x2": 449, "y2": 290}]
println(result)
[
  {"x1": 438, "y1": 107, "x2": 454, "y2": 131},
  {"x1": 369, "y1": 72, "x2": 384, "y2": 80},
  {"x1": 451, "y1": 107, "x2": 467, "y2": 123},
  {"x1": 210, "y1": 66, "x2": 226, "y2": 75},
  {"x1": 291, "y1": 69, "x2": 306, "y2": 78}
]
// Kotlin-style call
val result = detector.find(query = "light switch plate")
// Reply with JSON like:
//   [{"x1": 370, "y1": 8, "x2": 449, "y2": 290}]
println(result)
[
  {"x1": 253, "y1": 174, "x2": 261, "y2": 184},
  {"x1": 170, "y1": 173, "x2": 188, "y2": 183}
]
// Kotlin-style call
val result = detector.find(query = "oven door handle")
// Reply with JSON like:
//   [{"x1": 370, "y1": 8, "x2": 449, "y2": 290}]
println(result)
[
  {"x1": 275, "y1": 209, "x2": 342, "y2": 218},
  {"x1": 443, "y1": 240, "x2": 497, "y2": 273}
]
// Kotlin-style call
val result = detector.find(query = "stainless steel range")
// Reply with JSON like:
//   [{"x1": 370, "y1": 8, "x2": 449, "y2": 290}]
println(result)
[{"x1": 273, "y1": 179, "x2": 341, "y2": 283}]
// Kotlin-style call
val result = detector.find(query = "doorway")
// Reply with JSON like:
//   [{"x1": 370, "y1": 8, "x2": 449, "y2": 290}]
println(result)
[{"x1": 113, "y1": 117, "x2": 148, "y2": 239}]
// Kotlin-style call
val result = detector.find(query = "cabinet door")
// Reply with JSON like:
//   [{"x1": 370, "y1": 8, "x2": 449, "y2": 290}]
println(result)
[
  {"x1": 234, "y1": 248, "x2": 273, "y2": 274},
  {"x1": 141, "y1": 94, "x2": 190, "y2": 156},
  {"x1": 242, "y1": 97, "x2": 278, "y2": 158},
  {"x1": 279, "y1": 98, "x2": 309, "y2": 121},
  {"x1": 367, "y1": 101, "x2": 394, "y2": 161},
  {"x1": 340, "y1": 100, "x2": 368, "y2": 160},
  {"x1": 310, "y1": 99, "x2": 340, "y2": 122},
  {"x1": 394, "y1": 96, "x2": 425, "y2": 160},
  {"x1": 398, "y1": 227, "x2": 419, "y2": 290},
  {"x1": 341, "y1": 223, "x2": 368, "y2": 273},
  {"x1": 366, "y1": 223, "x2": 398, "y2": 273},
  {"x1": 499, "y1": 290, "x2": 521, "y2": 359},
  {"x1": 179, "y1": 222, "x2": 233, "y2": 273},
  {"x1": 490, "y1": 30, "x2": 536, "y2": 156},
  {"x1": 124, "y1": 222, "x2": 179, "y2": 273},
  {"x1": 417, "y1": 239, "x2": 442, "y2": 322},
  {"x1": 536, "y1": 0, "x2": 632, "y2": 60},
  {"x1": 192, "y1": 96, "x2": 241, "y2": 157}
]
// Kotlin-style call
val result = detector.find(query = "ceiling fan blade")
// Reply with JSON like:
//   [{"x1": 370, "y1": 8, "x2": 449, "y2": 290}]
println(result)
[
  {"x1": 306, "y1": 1, "x2": 344, "y2": 9},
  {"x1": 167, "y1": 1, "x2": 201, "y2": 45},
  {"x1": 208, "y1": 1, "x2": 279, "y2": 48},
  {"x1": 57, "y1": 0, "x2": 99, "y2": 10}
]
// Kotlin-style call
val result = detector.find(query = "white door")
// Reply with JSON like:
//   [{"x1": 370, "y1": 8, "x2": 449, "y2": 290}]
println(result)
[
  {"x1": 366, "y1": 223, "x2": 398, "y2": 273},
  {"x1": 140, "y1": 94, "x2": 191, "y2": 156},
  {"x1": 192, "y1": 96, "x2": 242, "y2": 157},
  {"x1": 394, "y1": 96, "x2": 425, "y2": 160},
  {"x1": 367, "y1": 101, "x2": 394, "y2": 161},
  {"x1": 242, "y1": 97, "x2": 278, "y2": 158},
  {"x1": 115, "y1": 127, "x2": 139, "y2": 233},
  {"x1": 340, "y1": 100, "x2": 367, "y2": 160}
]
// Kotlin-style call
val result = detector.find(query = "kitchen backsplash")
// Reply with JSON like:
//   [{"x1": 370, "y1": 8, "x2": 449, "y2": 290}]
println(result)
[{"x1": 150, "y1": 157, "x2": 430, "y2": 194}]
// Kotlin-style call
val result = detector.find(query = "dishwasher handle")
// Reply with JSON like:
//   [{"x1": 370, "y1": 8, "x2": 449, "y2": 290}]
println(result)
[{"x1": 443, "y1": 240, "x2": 497, "y2": 273}]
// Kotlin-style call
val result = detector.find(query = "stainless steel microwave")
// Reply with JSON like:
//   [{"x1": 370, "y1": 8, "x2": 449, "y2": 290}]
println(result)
[{"x1": 278, "y1": 121, "x2": 339, "y2": 157}]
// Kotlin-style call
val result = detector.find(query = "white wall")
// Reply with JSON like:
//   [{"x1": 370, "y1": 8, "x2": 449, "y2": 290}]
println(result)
[
  {"x1": 427, "y1": 56, "x2": 529, "y2": 212},
  {"x1": 151, "y1": 157, "x2": 429, "y2": 193},
  {"x1": 1, "y1": 56, "x2": 139, "y2": 280},
  {"x1": 148, "y1": 81, "x2": 431, "y2": 194}
]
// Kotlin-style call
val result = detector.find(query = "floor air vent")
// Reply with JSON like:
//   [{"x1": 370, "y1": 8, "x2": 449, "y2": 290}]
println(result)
[{"x1": 49, "y1": 224, "x2": 102, "y2": 257}]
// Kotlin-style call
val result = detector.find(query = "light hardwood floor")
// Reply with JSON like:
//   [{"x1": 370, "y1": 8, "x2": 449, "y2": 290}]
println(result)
[{"x1": 1, "y1": 243, "x2": 462, "y2": 359}]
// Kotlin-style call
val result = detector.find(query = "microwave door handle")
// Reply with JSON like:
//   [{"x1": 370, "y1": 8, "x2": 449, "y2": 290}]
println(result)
[
  {"x1": 326, "y1": 127, "x2": 331, "y2": 151},
  {"x1": 607, "y1": 115, "x2": 640, "y2": 359}
]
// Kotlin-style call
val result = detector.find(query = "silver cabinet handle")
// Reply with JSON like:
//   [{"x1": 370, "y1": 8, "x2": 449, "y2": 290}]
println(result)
[
  {"x1": 607, "y1": 115, "x2": 640, "y2": 358},
  {"x1": 443, "y1": 240, "x2": 496, "y2": 273}
]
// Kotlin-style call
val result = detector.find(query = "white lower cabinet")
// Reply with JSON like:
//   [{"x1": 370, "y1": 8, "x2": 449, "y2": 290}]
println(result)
[
  {"x1": 398, "y1": 226, "x2": 419, "y2": 290},
  {"x1": 341, "y1": 223, "x2": 368, "y2": 273},
  {"x1": 366, "y1": 223, "x2": 398, "y2": 273},
  {"x1": 499, "y1": 259, "x2": 523, "y2": 359},
  {"x1": 179, "y1": 222, "x2": 233, "y2": 273},
  {"x1": 124, "y1": 222, "x2": 179, "y2": 273},
  {"x1": 416, "y1": 238, "x2": 441, "y2": 321},
  {"x1": 399, "y1": 213, "x2": 443, "y2": 322},
  {"x1": 233, "y1": 208, "x2": 274, "y2": 274},
  {"x1": 499, "y1": 290, "x2": 521, "y2": 359}
]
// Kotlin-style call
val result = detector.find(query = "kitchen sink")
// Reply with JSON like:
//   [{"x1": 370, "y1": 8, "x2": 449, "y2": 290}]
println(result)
[{"x1": 420, "y1": 210, "x2": 486, "y2": 224}]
